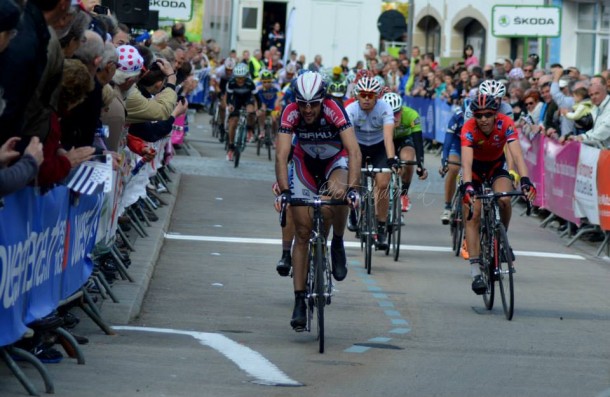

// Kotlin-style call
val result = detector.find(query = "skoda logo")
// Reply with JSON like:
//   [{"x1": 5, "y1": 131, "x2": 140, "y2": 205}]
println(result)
[{"x1": 499, "y1": 15, "x2": 510, "y2": 27}]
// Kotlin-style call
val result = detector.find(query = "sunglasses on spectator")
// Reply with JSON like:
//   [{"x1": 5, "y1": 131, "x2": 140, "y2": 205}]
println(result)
[
  {"x1": 359, "y1": 91, "x2": 376, "y2": 99},
  {"x1": 524, "y1": 68, "x2": 533, "y2": 72},
  {"x1": 531, "y1": 77, "x2": 539, "y2": 82},
  {"x1": 473, "y1": 111, "x2": 496, "y2": 120},
  {"x1": 296, "y1": 99, "x2": 323, "y2": 108},
  {"x1": 525, "y1": 101, "x2": 535, "y2": 106}
]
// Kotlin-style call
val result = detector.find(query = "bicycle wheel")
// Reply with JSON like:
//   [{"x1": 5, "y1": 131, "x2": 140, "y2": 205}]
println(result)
[
  {"x1": 314, "y1": 238, "x2": 325, "y2": 353},
  {"x1": 234, "y1": 125, "x2": 245, "y2": 168},
  {"x1": 364, "y1": 186, "x2": 374, "y2": 274},
  {"x1": 266, "y1": 124, "x2": 272, "y2": 161},
  {"x1": 392, "y1": 186, "x2": 402, "y2": 261},
  {"x1": 496, "y1": 224, "x2": 514, "y2": 320},
  {"x1": 450, "y1": 194, "x2": 463, "y2": 256},
  {"x1": 480, "y1": 225, "x2": 495, "y2": 310},
  {"x1": 256, "y1": 132, "x2": 262, "y2": 156}
]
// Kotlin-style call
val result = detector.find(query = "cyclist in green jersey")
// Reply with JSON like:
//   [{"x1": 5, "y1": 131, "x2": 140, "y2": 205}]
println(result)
[{"x1": 382, "y1": 92, "x2": 428, "y2": 211}]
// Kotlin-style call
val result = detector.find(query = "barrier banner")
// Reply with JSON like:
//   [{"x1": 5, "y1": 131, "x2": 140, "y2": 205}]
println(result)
[
  {"x1": 0, "y1": 187, "x2": 103, "y2": 346},
  {"x1": 574, "y1": 144, "x2": 600, "y2": 224},
  {"x1": 433, "y1": 98, "x2": 453, "y2": 143},
  {"x1": 402, "y1": 96, "x2": 435, "y2": 140},
  {"x1": 543, "y1": 139, "x2": 581, "y2": 225},
  {"x1": 596, "y1": 150, "x2": 610, "y2": 230},
  {"x1": 519, "y1": 132, "x2": 546, "y2": 208}
]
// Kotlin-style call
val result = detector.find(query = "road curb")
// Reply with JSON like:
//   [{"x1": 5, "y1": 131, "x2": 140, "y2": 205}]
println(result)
[{"x1": 100, "y1": 172, "x2": 182, "y2": 325}]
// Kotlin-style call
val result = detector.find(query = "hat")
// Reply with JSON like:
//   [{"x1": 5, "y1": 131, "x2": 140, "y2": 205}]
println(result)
[
  {"x1": 116, "y1": 45, "x2": 144, "y2": 76},
  {"x1": 559, "y1": 78, "x2": 569, "y2": 88},
  {"x1": 495, "y1": 58, "x2": 508, "y2": 65},
  {"x1": 0, "y1": 0, "x2": 21, "y2": 32},
  {"x1": 332, "y1": 66, "x2": 342, "y2": 75},
  {"x1": 508, "y1": 67, "x2": 524, "y2": 80}
]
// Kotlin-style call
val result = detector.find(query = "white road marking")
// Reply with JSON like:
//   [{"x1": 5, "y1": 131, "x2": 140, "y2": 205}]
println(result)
[
  {"x1": 112, "y1": 326, "x2": 301, "y2": 386},
  {"x1": 164, "y1": 233, "x2": 585, "y2": 260}
]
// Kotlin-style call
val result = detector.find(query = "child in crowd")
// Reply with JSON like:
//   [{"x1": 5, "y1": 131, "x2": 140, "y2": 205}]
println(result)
[{"x1": 562, "y1": 87, "x2": 593, "y2": 137}]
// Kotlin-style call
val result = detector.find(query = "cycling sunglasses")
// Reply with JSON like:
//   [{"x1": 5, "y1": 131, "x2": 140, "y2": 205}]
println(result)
[
  {"x1": 296, "y1": 99, "x2": 323, "y2": 108},
  {"x1": 473, "y1": 111, "x2": 496, "y2": 120},
  {"x1": 359, "y1": 91, "x2": 376, "y2": 99}
]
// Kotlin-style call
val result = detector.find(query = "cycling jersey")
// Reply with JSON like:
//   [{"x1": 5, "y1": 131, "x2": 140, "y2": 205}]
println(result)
[
  {"x1": 226, "y1": 77, "x2": 257, "y2": 107},
  {"x1": 394, "y1": 106, "x2": 422, "y2": 138},
  {"x1": 442, "y1": 108, "x2": 464, "y2": 162},
  {"x1": 461, "y1": 113, "x2": 518, "y2": 162},
  {"x1": 345, "y1": 100, "x2": 394, "y2": 146},
  {"x1": 255, "y1": 82, "x2": 281, "y2": 109},
  {"x1": 278, "y1": 98, "x2": 352, "y2": 160}
]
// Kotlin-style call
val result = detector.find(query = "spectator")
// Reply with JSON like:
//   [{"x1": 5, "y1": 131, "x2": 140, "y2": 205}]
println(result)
[
  {"x1": 266, "y1": 22, "x2": 285, "y2": 55},
  {"x1": 59, "y1": 10, "x2": 90, "y2": 58},
  {"x1": 151, "y1": 30, "x2": 169, "y2": 52},
  {"x1": 539, "y1": 81, "x2": 560, "y2": 135},
  {"x1": 385, "y1": 58, "x2": 401, "y2": 93},
  {"x1": 308, "y1": 54, "x2": 323, "y2": 72},
  {"x1": 249, "y1": 49, "x2": 263, "y2": 80},
  {"x1": 493, "y1": 58, "x2": 507, "y2": 79},
  {"x1": 561, "y1": 87, "x2": 593, "y2": 139},
  {"x1": 463, "y1": 44, "x2": 479, "y2": 67},
  {"x1": 520, "y1": 89, "x2": 543, "y2": 133},
  {"x1": 112, "y1": 23, "x2": 130, "y2": 47},
  {"x1": 522, "y1": 62, "x2": 535, "y2": 81},
  {"x1": 297, "y1": 53, "x2": 306, "y2": 70},
  {"x1": 340, "y1": 56, "x2": 349, "y2": 74},
  {"x1": 569, "y1": 82, "x2": 610, "y2": 147},
  {"x1": 170, "y1": 22, "x2": 186, "y2": 45}
]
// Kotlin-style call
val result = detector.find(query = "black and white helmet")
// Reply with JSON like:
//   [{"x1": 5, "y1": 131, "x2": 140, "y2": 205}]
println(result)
[
  {"x1": 382, "y1": 92, "x2": 402, "y2": 113},
  {"x1": 479, "y1": 79, "x2": 506, "y2": 99},
  {"x1": 233, "y1": 63, "x2": 249, "y2": 77},
  {"x1": 356, "y1": 76, "x2": 382, "y2": 94},
  {"x1": 293, "y1": 72, "x2": 326, "y2": 102}
]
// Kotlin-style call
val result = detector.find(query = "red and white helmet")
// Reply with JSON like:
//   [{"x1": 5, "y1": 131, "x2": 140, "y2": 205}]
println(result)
[
  {"x1": 356, "y1": 76, "x2": 381, "y2": 94},
  {"x1": 293, "y1": 72, "x2": 326, "y2": 102}
]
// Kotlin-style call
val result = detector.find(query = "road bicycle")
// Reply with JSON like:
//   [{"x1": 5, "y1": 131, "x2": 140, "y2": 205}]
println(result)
[
  {"x1": 467, "y1": 183, "x2": 531, "y2": 320},
  {"x1": 444, "y1": 160, "x2": 464, "y2": 257},
  {"x1": 233, "y1": 108, "x2": 248, "y2": 168},
  {"x1": 280, "y1": 197, "x2": 347, "y2": 353},
  {"x1": 385, "y1": 160, "x2": 418, "y2": 261},
  {"x1": 358, "y1": 160, "x2": 393, "y2": 274},
  {"x1": 256, "y1": 113, "x2": 273, "y2": 161}
]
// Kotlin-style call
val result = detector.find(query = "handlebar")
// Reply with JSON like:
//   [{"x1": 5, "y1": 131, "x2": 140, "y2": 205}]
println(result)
[
  {"x1": 279, "y1": 197, "x2": 348, "y2": 227},
  {"x1": 466, "y1": 190, "x2": 532, "y2": 221}
]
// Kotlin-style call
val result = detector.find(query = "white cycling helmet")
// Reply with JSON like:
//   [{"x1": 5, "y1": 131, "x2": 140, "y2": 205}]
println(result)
[
  {"x1": 233, "y1": 63, "x2": 249, "y2": 77},
  {"x1": 479, "y1": 79, "x2": 506, "y2": 99},
  {"x1": 373, "y1": 75, "x2": 386, "y2": 88},
  {"x1": 382, "y1": 92, "x2": 402, "y2": 113},
  {"x1": 224, "y1": 58, "x2": 236, "y2": 69},
  {"x1": 356, "y1": 76, "x2": 381, "y2": 94},
  {"x1": 293, "y1": 72, "x2": 326, "y2": 102}
]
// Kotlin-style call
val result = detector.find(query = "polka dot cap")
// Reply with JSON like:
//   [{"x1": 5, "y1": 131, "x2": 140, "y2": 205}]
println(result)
[{"x1": 116, "y1": 45, "x2": 144, "y2": 73}]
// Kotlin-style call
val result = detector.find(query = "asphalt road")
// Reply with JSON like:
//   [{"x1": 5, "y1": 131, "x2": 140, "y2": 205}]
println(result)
[{"x1": 1, "y1": 111, "x2": 609, "y2": 397}]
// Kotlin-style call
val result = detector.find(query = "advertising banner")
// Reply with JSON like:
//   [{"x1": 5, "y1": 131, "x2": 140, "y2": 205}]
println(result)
[
  {"x1": 574, "y1": 144, "x2": 600, "y2": 224},
  {"x1": 519, "y1": 132, "x2": 545, "y2": 208},
  {"x1": 543, "y1": 139, "x2": 581, "y2": 224},
  {"x1": 596, "y1": 150, "x2": 610, "y2": 230}
]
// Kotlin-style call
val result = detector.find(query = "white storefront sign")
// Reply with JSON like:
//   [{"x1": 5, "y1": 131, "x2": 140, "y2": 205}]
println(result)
[
  {"x1": 492, "y1": 6, "x2": 561, "y2": 38},
  {"x1": 149, "y1": 0, "x2": 193, "y2": 21}
]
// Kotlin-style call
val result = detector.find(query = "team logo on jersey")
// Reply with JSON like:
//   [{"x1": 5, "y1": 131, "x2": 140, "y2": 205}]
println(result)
[
  {"x1": 320, "y1": 119, "x2": 327, "y2": 126},
  {"x1": 465, "y1": 132, "x2": 474, "y2": 143},
  {"x1": 286, "y1": 108, "x2": 300, "y2": 125},
  {"x1": 413, "y1": 117, "x2": 421, "y2": 126},
  {"x1": 496, "y1": 120, "x2": 504, "y2": 130},
  {"x1": 494, "y1": 135, "x2": 500, "y2": 141},
  {"x1": 506, "y1": 126, "x2": 515, "y2": 137}
]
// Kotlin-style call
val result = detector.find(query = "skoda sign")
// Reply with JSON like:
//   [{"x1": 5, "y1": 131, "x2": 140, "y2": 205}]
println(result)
[{"x1": 492, "y1": 6, "x2": 561, "y2": 37}]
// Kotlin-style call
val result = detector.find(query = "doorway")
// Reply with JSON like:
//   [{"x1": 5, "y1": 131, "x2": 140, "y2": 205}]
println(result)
[{"x1": 261, "y1": 1, "x2": 287, "y2": 55}]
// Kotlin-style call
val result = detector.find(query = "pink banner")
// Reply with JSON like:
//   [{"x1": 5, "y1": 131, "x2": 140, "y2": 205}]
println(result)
[
  {"x1": 519, "y1": 132, "x2": 545, "y2": 208},
  {"x1": 543, "y1": 139, "x2": 581, "y2": 225}
]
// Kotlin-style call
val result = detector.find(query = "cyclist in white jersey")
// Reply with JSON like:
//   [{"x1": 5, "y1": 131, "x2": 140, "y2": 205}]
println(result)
[{"x1": 345, "y1": 76, "x2": 397, "y2": 250}]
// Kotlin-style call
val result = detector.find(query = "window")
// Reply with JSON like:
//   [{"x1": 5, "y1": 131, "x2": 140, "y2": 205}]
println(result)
[
  {"x1": 576, "y1": 33, "x2": 596, "y2": 75},
  {"x1": 578, "y1": 3, "x2": 596, "y2": 30},
  {"x1": 241, "y1": 7, "x2": 257, "y2": 29}
]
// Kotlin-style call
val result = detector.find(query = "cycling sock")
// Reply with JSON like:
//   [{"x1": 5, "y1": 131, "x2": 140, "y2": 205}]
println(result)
[
  {"x1": 469, "y1": 258, "x2": 481, "y2": 277},
  {"x1": 445, "y1": 202, "x2": 451, "y2": 210},
  {"x1": 281, "y1": 249, "x2": 290, "y2": 258},
  {"x1": 401, "y1": 183, "x2": 410, "y2": 196},
  {"x1": 282, "y1": 240, "x2": 292, "y2": 251},
  {"x1": 332, "y1": 233, "x2": 343, "y2": 242}
]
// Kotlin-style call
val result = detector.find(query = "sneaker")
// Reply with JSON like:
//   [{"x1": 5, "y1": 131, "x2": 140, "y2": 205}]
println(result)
[
  {"x1": 331, "y1": 239, "x2": 347, "y2": 281},
  {"x1": 401, "y1": 195, "x2": 411, "y2": 212},
  {"x1": 441, "y1": 209, "x2": 451, "y2": 225},
  {"x1": 461, "y1": 239, "x2": 469, "y2": 260},
  {"x1": 276, "y1": 252, "x2": 292, "y2": 277},
  {"x1": 347, "y1": 210, "x2": 358, "y2": 232},
  {"x1": 156, "y1": 184, "x2": 168, "y2": 193},
  {"x1": 226, "y1": 149, "x2": 234, "y2": 161},
  {"x1": 290, "y1": 292, "x2": 307, "y2": 331},
  {"x1": 471, "y1": 275, "x2": 487, "y2": 295},
  {"x1": 375, "y1": 228, "x2": 388, "y2": 250},
  {"x1": 33, "y1": 345, "x2": 64, "y2": 364}
]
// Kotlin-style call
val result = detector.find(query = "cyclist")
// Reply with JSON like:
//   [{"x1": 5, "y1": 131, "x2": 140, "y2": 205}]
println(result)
[
  {"x1": 255, "y1": 70, "x2": 282, "y2": 141},
  {"x1": 439, "y1": 99, "x2": 468, "y2": 224},
  {"x1": 278, "y1": 63, "x2": 297, "y2": 87},
  {"x1": 213, "y1": 58, "x2": 236, "y2": 141},
  {"x1": 345, "y1": 76, "x2": 397, "y2": 250},
  {"x1": 461, "y1": 93, "x2": 536, "y2": 295},
  {"x1": 225, "y1": 63, "x2": 257, "y2": 161},
  {"x1": 382, "y1": 92, "x2": 428, "y2": 212},
  {"x1": 274, "y1": 72, "x2": 361, "y2": 331},
  {"x1": 328, "y1": 81, "x2": 347, "y2": 105}
]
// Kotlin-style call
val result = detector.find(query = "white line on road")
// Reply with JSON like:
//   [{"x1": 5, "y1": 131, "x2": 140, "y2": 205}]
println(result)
[
  {"x1": 112, "y1": 326, "x2": 302, "y2": 387},
  {"x1": 164, "y1": 233, "x2": 585, "y2": 260}
]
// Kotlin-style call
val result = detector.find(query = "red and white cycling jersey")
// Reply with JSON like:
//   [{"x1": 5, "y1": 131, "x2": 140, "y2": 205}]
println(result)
[
  {"x1": 278, "y1": 98, "x2": 352, "y2": 160},
  {"x1": 461, "y1": 113, "x2": 518, "y2": 162}
]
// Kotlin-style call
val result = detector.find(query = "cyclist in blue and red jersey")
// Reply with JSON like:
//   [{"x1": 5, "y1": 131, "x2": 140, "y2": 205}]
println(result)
[
  {"x1": 274, "y1": 72, "x2": 361, "y2": 331},
  {"x1": 461, "y1": 93, "x2": 536, "y2": 295},
  {"x1": 255, "y1": 70, "x2": 282, "y2": 140}
]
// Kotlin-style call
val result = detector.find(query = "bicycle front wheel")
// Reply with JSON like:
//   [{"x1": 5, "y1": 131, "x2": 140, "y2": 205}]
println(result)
[
  {"x1": 365, "y1": 189, "x2": 374, "y2": 274},
  {"x1": 234, "y1": 126, "x2": 246, "y2": 168},
  {"x1": 496, "y1": 224, "x2": 514, "y2": 320},
  {"x1": 392, "y1": 186, "x2": 402, "y2": 261},
  {"x1": 480, "y1": 226, "x2": 495, "y2": 310},
  {"x1": 314, "y1": 239, "x2": 325, "y2": 353}
]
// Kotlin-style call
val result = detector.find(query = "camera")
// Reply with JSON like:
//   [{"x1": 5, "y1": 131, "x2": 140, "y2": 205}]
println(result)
[{"x1": 93, "y1": 5, "x2": 109, "y2": 15}]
